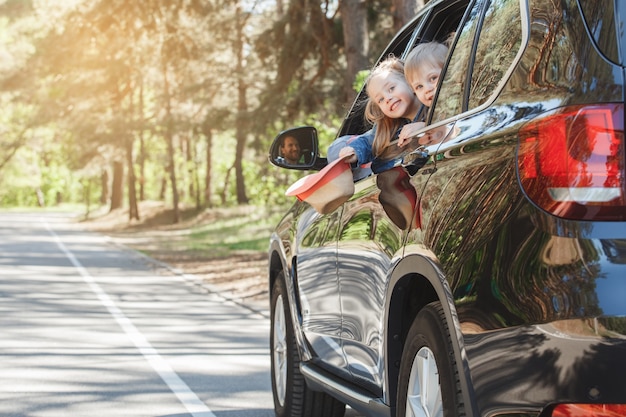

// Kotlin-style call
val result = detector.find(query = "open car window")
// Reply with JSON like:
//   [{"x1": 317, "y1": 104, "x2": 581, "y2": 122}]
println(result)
[
  {"x1": 406, "y1": 0, "x2": 471, "y2": 52},
  {"x1": 337, "y1": 0, "x2": 472, "y2": 140},
  {"x1": 337, "y1": 8, "x2": 432, "y2": 138}
]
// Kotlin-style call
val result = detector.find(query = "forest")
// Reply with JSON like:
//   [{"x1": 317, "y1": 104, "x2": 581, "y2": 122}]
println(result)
[{"x1": 0, "y1": 0, "x2": 425, "y2": 222}]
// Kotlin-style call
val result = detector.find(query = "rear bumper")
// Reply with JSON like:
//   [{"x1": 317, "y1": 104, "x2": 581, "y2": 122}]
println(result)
[{"x1": 464, "y1": 319, "x2": 626, "y2": 416}]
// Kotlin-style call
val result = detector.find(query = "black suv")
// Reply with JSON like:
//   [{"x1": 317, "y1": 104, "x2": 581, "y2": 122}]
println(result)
[{"x1": 267, "y1": 0, "x2": 626, "y2": 416}]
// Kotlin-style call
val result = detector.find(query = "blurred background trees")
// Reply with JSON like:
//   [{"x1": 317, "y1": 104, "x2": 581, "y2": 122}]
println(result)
[{"x1": 0, "y1": 0, "x2": 425, "y2": 222}]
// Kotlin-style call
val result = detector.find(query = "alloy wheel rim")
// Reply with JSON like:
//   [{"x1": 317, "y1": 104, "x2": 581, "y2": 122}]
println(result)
[
  {"x1": 406, "y1": 346, "x2": 443, "y2": 417},
  {"x1": 273, "y1": 294, "x2": 288, "y2": 406}
]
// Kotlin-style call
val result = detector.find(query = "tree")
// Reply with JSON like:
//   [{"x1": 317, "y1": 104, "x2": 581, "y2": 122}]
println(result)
[
  {"x1": 339, "y1": 0, "x2": 370, "y2": 103},
  {"x1": 392, "y1": 0, "x2": 425, "y2": 31},
  {"x1": 234, "y1": 2, "x2": 250, "y2": 204},
  {"x1": 1, "y1": 0, "x2": 429, "y2": 212},
  {"x1": 253, "y1": 0, "x2": 342, "y2": 130}
]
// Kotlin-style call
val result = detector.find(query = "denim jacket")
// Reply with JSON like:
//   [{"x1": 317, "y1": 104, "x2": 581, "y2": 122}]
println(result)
[
  {"x1": 327, "y1": 104, "x2": 428, "y2": 176},
  {"x1": 348, "y1": 117, "x2": 413, "y2": 174}
]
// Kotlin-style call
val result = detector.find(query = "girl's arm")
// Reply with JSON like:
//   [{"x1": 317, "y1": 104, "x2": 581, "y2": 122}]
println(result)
[
  {"x1": 348, "y1": 132, "x2": 374, "y2": 165},
  {"x1": 398, "y1": 121, "x2": 426, "y2": 147},
  {"x1": 339, "y1": 146, "x2": 357, "y2": 163},
  {"x1": 333, "y1": 128, "x2": 375, "y2": 166}
]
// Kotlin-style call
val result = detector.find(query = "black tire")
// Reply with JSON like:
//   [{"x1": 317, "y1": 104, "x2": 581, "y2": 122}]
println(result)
[
  {"x1": 270, "y1": 273, "x2": 346, "y2": 417},
  {"x1": 396, "y1": 302, "x2": 465, "y2": 417}
]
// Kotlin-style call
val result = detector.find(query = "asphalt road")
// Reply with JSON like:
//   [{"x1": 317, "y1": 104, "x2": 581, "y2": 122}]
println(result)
[{"x1": 0, "y1": 212, "x2": 274, "y2": 417}]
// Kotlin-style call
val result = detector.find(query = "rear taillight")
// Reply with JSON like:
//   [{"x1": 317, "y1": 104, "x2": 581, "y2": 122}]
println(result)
[
  {"x1": 518, "y1": 104, "x2": 625, "y2": 221},
  {"x1": 551, "y1": 404, "x2": 626, "y2": 417}
]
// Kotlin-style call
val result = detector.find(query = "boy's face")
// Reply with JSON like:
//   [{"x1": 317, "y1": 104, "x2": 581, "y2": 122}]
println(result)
[
  {"x1": 369, "y1": 72, "x2": 419, "y2": 120},
  {"x1": 408, "y1": 63, "x2": 442, "y2": 107}
]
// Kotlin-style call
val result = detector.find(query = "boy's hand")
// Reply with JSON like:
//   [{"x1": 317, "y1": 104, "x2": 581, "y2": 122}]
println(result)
[
  {"x1": 398, "y1": 122, "x2": 426, "y2": 147},
  {"x1": 338, "y1": 146, "x2": 357, "y2": 164}
]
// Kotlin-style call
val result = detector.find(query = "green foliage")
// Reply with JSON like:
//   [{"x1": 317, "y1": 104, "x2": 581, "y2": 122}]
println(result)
[
  {"x1": 190, "y1": 211, "x2": 284, "y2": 253},
  {"x1": 146, "y1": 205, "x2": 288, "y2": 255},
  {"x1": 0, "y1": 0, "x2": 405, "y2": 214},
  {"x1": 0, "y1": 150, "x2": 83, "y2": 207},
  {"x1": 353, "y1": 69, "x2": 370, "y2": 93},
  {"x1": 602, "y1": 317, "x2": 626, "y2": 336}
]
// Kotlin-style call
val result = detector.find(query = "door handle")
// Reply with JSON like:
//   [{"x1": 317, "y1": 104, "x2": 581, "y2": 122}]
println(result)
[{"x1": 402, "y1": 148, "x2": 429, "y2": 175}]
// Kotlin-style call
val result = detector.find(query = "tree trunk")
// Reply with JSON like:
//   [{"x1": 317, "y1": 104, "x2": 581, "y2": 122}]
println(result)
[
  {"x1": 185, "y1": 133, "x2": 195, "y2": 202},
  {"x1": 162, "y1": 59, "x2": 180, "y2": 223},
  {"x1": 221, "y1": 167, "x2": 232, "y2": 205},
  {"x1": 202, "y1": 121, "x2": 213, "y2": 208},
  {"x1": 126, "y1": 135, "x2": 139, "y2": 221},
  {"x1": 126, "y1": 81, "x2": 139, "y2": 221},
  {"x1": 165, "y1": 132, "x2": 179, "y2": 223},
  {"x1": 109, "y1": 160, "x2": 124, "y2": 211},
  {"x1": 234, "y1": 128, "x2": 248, "y2": 204},
  {"x1": 159, "y1": 177, "x2": 167, "y2": 200},
  {"x1": 392, "y1": 0, "x2": 425, "y2": 31},
  {"x1": 100, "y1": 169, "x2": 109, "y2": 205},
  {"x1": 187, "y1": 131, "x2": 201, "y2": 210},
  {"x1": 138, "y1": 77, "x2": 146, "y2": 201},
  {"x1": 339, "y1": 0, "x2": 369, "y2": 103},
  {"x1": 234, "y1": 3, "x2": 249, "y2": 204}
]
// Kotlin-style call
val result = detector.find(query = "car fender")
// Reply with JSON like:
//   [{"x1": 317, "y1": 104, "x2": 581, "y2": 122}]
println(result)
[
  {"x1": 269, "y1": 232, "x2": 314, "y2": 362},
  {"x1": 385, "y1": 250, "x2": 479, "y2": 417}
]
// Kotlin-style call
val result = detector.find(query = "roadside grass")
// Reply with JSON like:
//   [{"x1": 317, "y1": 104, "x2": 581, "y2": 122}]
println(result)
[
  {"x1": 81, "y1": 201, "x2": 290, "y2": 259},
  {"x1": 184, "y1": 207, "x2": 286, "y2": 255}
]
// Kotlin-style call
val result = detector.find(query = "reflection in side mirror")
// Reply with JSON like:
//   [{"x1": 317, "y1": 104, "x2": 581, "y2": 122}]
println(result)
[{"x1": 269, "y1": 126, "x2": 326, "y2": 171}]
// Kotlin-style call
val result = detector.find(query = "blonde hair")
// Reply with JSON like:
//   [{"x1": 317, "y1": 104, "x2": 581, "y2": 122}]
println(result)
[
  {"x1": 363, "y1": 56, "x2": 410, "y2": 157},
  {"x1": 404, "y1": 41, "x2": 449, "y2": 87}
]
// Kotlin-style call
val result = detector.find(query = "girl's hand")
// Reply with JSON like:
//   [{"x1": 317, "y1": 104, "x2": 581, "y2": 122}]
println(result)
[
  {"x1": 398, "y1": 122, "x2": 426, "y2": 147},
  {"x1": 338, "y1": 146, "x2": 357, "y2": 164}
]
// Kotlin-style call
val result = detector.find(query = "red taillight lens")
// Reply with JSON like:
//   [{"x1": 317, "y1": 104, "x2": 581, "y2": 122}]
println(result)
[
  {"x1": 518, "y1": 104, "x2": 625, "y2": 220},
  {"x1": 551, "y1": 404, "x2": 626, "y2": 417}
]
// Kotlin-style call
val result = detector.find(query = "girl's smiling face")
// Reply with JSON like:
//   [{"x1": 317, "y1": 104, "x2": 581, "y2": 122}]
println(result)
[
  {"x1": 368, "y1": 71, "x2": 419, "y2": 120},
  {"x1": 409, "y1": 63, "x2": 443, "y2": 107}
]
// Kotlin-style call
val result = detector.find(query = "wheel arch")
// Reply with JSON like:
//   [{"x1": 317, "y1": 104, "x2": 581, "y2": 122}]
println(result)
[
  {"x1": 268, "y1": 236, "x2": 286, "y2": 300},
  {"x1": 385, "y1": 253, "x2": 477, "y2": 417},
  {"x1": 268, "y1": 233, "x2": 313, "y2": 363}
]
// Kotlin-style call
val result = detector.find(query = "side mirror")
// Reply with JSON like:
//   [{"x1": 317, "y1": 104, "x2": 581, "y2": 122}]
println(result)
[{"x1": 269, "y1": 126, "x2": 327, "y2": 171}]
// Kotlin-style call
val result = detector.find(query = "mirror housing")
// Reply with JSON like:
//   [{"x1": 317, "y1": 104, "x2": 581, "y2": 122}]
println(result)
[{"x1": 269, "y1": 126, "x2": 327, "y2": 170}]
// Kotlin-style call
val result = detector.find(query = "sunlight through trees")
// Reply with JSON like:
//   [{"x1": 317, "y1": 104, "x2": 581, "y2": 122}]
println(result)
[{"x1": 0, "y1": 0, "x2": 424, "y2": 222}]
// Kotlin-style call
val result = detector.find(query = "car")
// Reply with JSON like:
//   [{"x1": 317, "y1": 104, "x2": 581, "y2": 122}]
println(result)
[{"x1": 267, "y1": 0, "x2": 626, "y2": 416}]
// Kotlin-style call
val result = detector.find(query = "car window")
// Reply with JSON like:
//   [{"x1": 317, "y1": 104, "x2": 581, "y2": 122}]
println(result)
[
  {"x1": 430, "y1": 1, "x2": 485, "y2": 122},
  {"x1": 337, "y1": 14, "x2": 429, "y2": 138},
  {"x1": 337, "y1": 0, "x2": 473, "y2": 139},
  {"x1": 468, "y1": 0, "x2": 522, "y2": 108},
  {"x1": 431, "y1": 0, "x2": 522, "y2": 122},
  {"x1": 405, "y1": 0, "x2": 470, "y2": 52},
  {"x1": 578, "y1": 0, "x2": 621, "y2": 66}
]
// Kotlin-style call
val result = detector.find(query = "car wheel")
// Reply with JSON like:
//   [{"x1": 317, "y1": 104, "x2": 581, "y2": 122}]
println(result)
[
  {"x1": 396, "y1": 302, "x2": 465, "y2": 417},
  {"x1": 270, "y1": 273, "x2": 346, "y2": 417}
]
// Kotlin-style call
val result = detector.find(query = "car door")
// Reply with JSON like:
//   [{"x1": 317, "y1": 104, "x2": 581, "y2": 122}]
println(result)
[
  {"x1": 336, "y1": 176, "x2": 408, "y2": 393},
  {"x1": 406, "y1": 0, "x2": 525, "y2": 335},
  {"x1": 294, "y1": 205, "x2": 347, "y2": 373},
  {"x1": 335, "y1": 0, "x2": 472, "y2": 394},
  {"x1": 294, "y1": 205, "x2": 349, "y2": 373}
]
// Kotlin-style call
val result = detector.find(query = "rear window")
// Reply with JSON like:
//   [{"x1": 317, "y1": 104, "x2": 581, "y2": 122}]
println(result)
[
  {"x1": 431, "y1": 0, "x2": 522, "y2": 122},
  {"x1": 468, "y1": 0, "x2": 522, "y2": 109},
  {"x1": 578, "y1": 0, "x2": 626, "y2": 66}
]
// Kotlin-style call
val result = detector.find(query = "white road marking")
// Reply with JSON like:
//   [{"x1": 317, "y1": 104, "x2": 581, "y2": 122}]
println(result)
[{"x1": 43, "y1": 219, "x2": 216, "y2": 417}]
